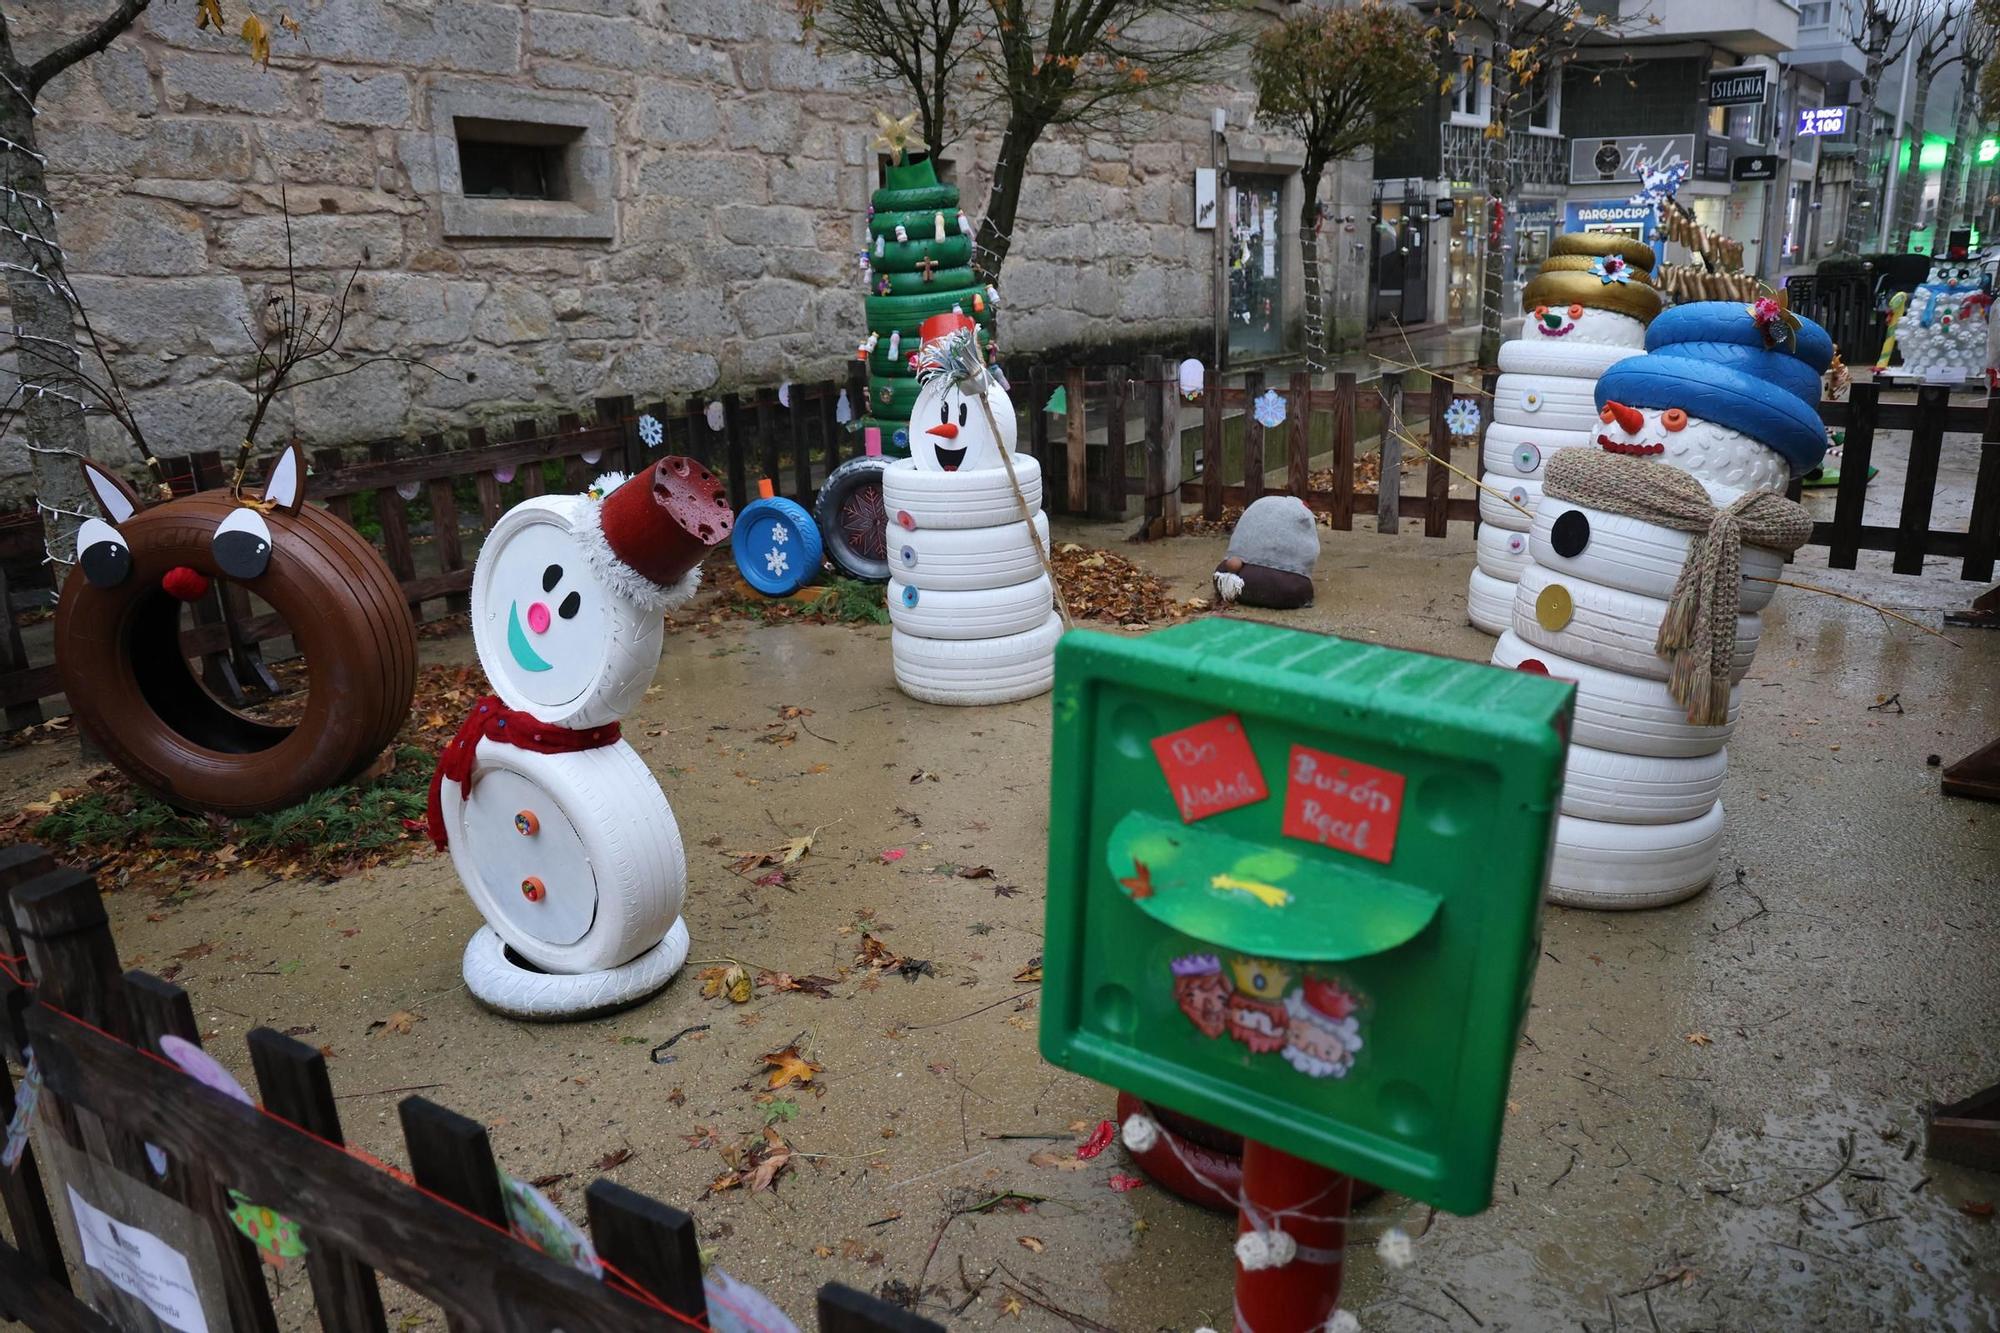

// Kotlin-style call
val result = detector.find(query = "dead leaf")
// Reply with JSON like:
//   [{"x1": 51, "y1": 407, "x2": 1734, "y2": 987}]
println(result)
[
  {"x1": 1000, "y1": 1295, "x2": 1025, "y2": 1317},
  {"x1": 1017, "y1": 1236, "x2": 1045, "y2": 1253},
  {"x1": 667, "y1": 1087, "x2": 686, "y2": 1107},
  {"x1": 196, "y1": 0, "x2": 224, "y2": 29},
  {"x1": 368, "y1": 1010, "x2": 420, "y2": 1036},
  {"x1": 174, "y1": 941, "x2": 218, "y2": 962},
  {"x1": 1028, "y1": 1151, "x2": 1088, "y2": 1172},
  {"x1": 698, "y1": 964, "x2": 753, "y2": 1004},
  {"x1": 778, "y1": 704, "x2": 814, "y2": 720},
  {"x1": 681, "y1": 1125, "x2": 721, "y2": 1152},
  {"x1": 1013, "y1": 958, "x2": 1043, "y2": 984},
  {"x1": 240, "y1": 12, "x2": 271, "y2": 64},
  {"x1": 1960, "y1": 1200, "x2": 1994, "y2": 1218},
  {"x1": 991, "y1": 884, "x2": 1024, "y2": 899},
  {"x1": 595, "y1": 1146, "x2": 635, "y2": 1171},
  {"x1": 1686, "y1": 1032, "x2": 1713, "y2": 1047},
  {"x1": 909, "y1": 769, "x2": 939, "y2": 783},
  {"x1": 529, "y1": 1172, "x2": 571, "y2": 1189},
  {"x1": 762, "y1": 1045, "x2": 823, "y2": 1089},
  {"x1": 957, "y1": 865, "x2": 995, "y2": 880},
  {"x1": 747, "y1": 1127, "x2": 793, "y2": 1192}
]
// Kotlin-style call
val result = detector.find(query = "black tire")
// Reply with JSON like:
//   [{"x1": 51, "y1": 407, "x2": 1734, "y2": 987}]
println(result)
[
  {"x1": 814, "y1": 455, "x2": 892, "y2": 582},
  {"x1": 870, "y1": 183, "x2": 959, "y2": 212}
]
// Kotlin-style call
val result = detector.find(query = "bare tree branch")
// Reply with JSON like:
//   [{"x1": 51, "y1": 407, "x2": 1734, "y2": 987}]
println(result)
[{"x1": 25, "y1": 0, "x2": 153, "y2": 95}]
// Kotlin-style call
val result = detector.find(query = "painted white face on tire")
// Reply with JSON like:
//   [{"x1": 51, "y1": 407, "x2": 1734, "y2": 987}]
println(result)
[
  {"x1": 1592, "y1": 405, "x2": 1790, "y2": 497},
  {"x1": 909, "y1": 375, "x2": 1017, "y2": 473}
]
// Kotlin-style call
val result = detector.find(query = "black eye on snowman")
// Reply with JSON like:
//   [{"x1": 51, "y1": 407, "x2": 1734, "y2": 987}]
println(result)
[
  {"x1": 938, "y1": 399, "x2": 950, "y2": 427},
  {"x1": 542, "y1": 563, "x2": 563, "y2": 592},
  {"x1": 559, "y1": 590, "x2": 581, "y2": 619},
  {"x1": 957, "y1": 400, "x2": 968, "y2": 428},
  {"x1": 76, "y1": 517, "x2": 131, "y2": 589},
  {"x1": 212, "y1": 507, "x2": 274, "y2": 580}
]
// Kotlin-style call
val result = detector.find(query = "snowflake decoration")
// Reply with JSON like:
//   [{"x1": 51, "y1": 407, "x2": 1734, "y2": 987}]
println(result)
[
  {"x1": 764, "y1": 547, "x2": 789, "y2": 577},
  {"x1": 770, "y1": 522, "x2": 789, "y2": 546},
  {"x1": 1589, "y1": 254, "x2": 1633, "y2": 285},
  {"x1": 1443, "y1": 398, "x2": 1481, "y2": 438},
  {"x1": 637, "y1": 413, "x2": 663, "y2": 448},
  {"x1": 1252, "y1": 388, "x2": 1287, "y2": 430}
]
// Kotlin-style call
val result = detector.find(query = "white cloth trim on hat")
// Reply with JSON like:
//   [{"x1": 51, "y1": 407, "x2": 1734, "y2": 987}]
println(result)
[{"x1": 578, "y1": 507, "x2": 705, "y2": 617}]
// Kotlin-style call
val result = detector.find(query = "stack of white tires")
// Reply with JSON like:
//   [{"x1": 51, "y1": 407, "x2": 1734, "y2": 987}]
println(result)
[
  {"x1": 1470, "y1": 340, "x2": 1645, "y2": 635},
  {"x1": 883, "y1": 455, "x2": 1060, "y2": 706},
  {"x1": 1496, "y1": 499, "x2": 1786, "y2": 909}
]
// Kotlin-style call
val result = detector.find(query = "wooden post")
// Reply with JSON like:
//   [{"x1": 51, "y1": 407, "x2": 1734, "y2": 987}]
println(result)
[
  {"x1": 315, "y1": 448, "x2": 353, "y2": 525},
  {"x1": 1378, "y1": 372, "x2": 1404, "y2": 536},
  {"x1": 557, "y1": 413, "x2": 592, "y2": 492},
  {"x1": 1966, "y1": 393, "x2": 2000, "y2": 584},
  {"x1": 0, "y1": 561, "x2": 40, "y2": 732},
  {"x1": 1139, "y1": 354, "x2": 1166, "y2": 540},
  {"x1": 162, "y1": 455, "x2": 247, "y2": 706},
  {"x1": 0, "y1": 849, "x2": 64, "y2": 1291},
  {"x1": 596, "y1": 394, "x2": 639, "y2": 475},
  {"x1": 423, "y1": 433, "x2": 469, "y2": 615},
  {"x1": 1102, "y1": 364, "x2": 1127, "y2": 519},
  {"x1": 1330, "y1": 373, "x2": 1356, "y2": 532},
  {"x1": 247, "y1": 1030, "x2": 389, "y2": 1333},
  {"x1": 1241, "y1": 369, "x2": 1267, "y2": 504},
  {"x1": 818, "y1": 1283, "x2": 948, "y2": 1332},
  {"x1": 192, "y1": 450, "x2": 281, "y2": 695},
  {"x1": 790, "y1": 385, "x2": 814, "y2": 501},
  {"x1": 398, "y1": 1098, "x2": 508, "y2": 1331},
  {"x1": 1424, "y1": 374, "x2": 1452, "y2": 538},
  {"x1": 1894, "y1": 384, "x2": 1949, "y2": 575},
  {"x1": 514, "y1": 419, "x2": 548, "y2": 498},
  {"x1": 757, "y1": 390, "x2": 782, "y2": 493},
  {"x1": 722, "y1": 392, "x2": 749, "y2": 512},
  {"x1": 1202, "y1": 365, "x2": 1225, "y2": 522},
  {"x1": 584, "y1": 1180, "x2": 705, "y2": 1320},
  {"x1": 123, "y1": 974, "x2": 282, "y2": 1333},
  {"x1": 1028, "y1": 364, "x2": 1050, "y2": 469},
  {"x1": 1287, "y1": 370, "x2": 1311, "y2": 499},
  {"x1": 845, "y1": 361, "x2": 869, "y2": 460},
  {"x1": 1827, "y1": 382, "x2": 1877, "y2": 569},
  {"x1": 1065, "y1": 365, "x2": 1088, "y2": 514},
  {"x1": 367, "y1": 441, "x2": 422, "y2": 620},
  {"x1": 1161, "y1": 361, "x2": 1182, "y2": 536},
  {"x1": 819, "y1": 380, "x2": 842, "y2": 479}
]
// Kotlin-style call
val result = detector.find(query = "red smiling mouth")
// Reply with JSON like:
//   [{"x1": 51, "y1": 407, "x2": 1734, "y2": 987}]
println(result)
[
  {"x1": 1597, "y1": 435, "x2": 1665, "y2": 456},
  {"x1": 1535, "y1": 321, "x2": 1575, "y2": 337}
]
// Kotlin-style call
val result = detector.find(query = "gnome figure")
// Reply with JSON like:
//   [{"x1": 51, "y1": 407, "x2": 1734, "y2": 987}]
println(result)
[
  {"x1": 430, "y1": 459, "x2": 734, "y2": 1019},
  {"x1": 1471, "y1": 234, "x2": 1663, "y2": 634},
  {"x1": 1494, "y1": 301, "x2": 1827, "y2": 910},
  {"x1": 1213, "y1": 495, "x2": 1320, "y2": 609}
]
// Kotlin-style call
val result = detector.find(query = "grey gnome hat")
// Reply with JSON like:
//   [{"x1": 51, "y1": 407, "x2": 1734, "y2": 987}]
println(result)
[{"x1": 1225, "y1": 495, "x2": 1319, "y2": 578}]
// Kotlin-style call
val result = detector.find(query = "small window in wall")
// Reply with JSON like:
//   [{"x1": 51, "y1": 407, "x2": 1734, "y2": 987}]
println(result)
[
  {"x1": 1449, "y1": 50, "x2": 1491, "y2": 126},
  {"x1": 456, "y1": 120, "x2": 582, "y2": 201},
  {"x1": 429, "y1": 86, "x2": 613, "y2": 242},
  {"x1": 1526, "y1": 79, "x2": 1560, "y2": 136}
]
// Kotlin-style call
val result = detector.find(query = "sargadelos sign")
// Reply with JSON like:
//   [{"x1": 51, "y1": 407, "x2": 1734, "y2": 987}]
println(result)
[{"x1": 1569, "y1": 133, "x2": 1696, "y2": 185}]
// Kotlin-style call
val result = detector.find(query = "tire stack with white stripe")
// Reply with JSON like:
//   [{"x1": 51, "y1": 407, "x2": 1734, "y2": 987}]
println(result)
[
  {"x1": 884, "y1": 457, "x2": 1060, "y2": 705},
  {"x1": 1469, "y1": 234, "x2": 1663, "y2": 634}
]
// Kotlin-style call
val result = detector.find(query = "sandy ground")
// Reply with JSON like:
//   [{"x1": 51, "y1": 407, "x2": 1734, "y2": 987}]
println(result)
[{"x1": 2, "y1": 511, "x2": 1997, "y2": 1333}]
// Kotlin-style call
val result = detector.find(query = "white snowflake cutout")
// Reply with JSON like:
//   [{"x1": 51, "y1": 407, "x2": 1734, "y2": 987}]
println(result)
[
  {"x1": 764, "y1": 548, "x2": 789, "y2": 577},
  {"x1": 770, "y1": 523, "x2": 789, "y2": 546},
  {"x1": 638, "y1": 413, "x2": 664, "y2": 447},
  {"x1": 1252, "y1": 388, "x2": 1288, "y2": 429}
]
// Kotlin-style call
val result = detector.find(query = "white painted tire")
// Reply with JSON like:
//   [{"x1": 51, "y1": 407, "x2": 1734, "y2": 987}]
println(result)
[
  {"x1": 1547, "y1": 803, "x2": 1724, "y2": 910},
  {"x1": 1476, "y1": 522, "x2": 1531, "y2": 581},
  {"x1": 883, "y1": 455, "x2": 1043, "y2": 531},
  {"x1": 891, "y1": 512, "x2": 1049, "y2": 591},
  {"x1": 1491, "y1": 631, "x2": 1737, "y2": 758},
  {"x1": 1467, "y1": 567, "x2": 1515, "y2": 635},
  {"x1": 462, "y1": 920, "x2": 688, "y2": 1021},
  {"x1": 889, "y1": 574, "x2": 1052, "y2": 639},
  {"x1": 1478, "y1": 477, "x2": 1543, "y2": 531},
  {"x1": 1560, "y1": 743, "x2": 1729, "y2": 825},
  {"x1": 1493, "y1": 374, "x2": 1601, "y2": 432},
  {"x1": 1531, "y1": 501, "x2": 1782, "y2": 612},
  {"x1": 892, "y1": 611, "x2": 1060, "y2": 706},
  {"x1": 1497, "y1": 339, "x2": 1641, "y2": 379},
  {"x1": 1513, "y1": 565, "x2": 1760, "y2": 683},
  {"x1": 440, "y1": 739, "x2": 683, "y2": 974},
  {"x1": 1482, "y1": 422, "x2": 1594, "y2": 480}
]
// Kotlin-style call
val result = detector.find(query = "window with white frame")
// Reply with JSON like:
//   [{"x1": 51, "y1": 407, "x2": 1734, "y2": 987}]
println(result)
[
  {"x1": 1527, "y1": 75, "x2": 1560, "y2": 135},
  {"x1": 1449, "y1": 48, "x2": 1491, "y2": 126}
]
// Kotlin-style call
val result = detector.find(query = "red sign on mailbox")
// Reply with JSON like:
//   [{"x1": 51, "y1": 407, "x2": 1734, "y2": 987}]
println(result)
[
  {"x1": 1151, "y1": 714, "x2": 1268, "y2": 823},
  {"x1": 1280, "y1": 744, "x2": 1406, "y2": 864}
]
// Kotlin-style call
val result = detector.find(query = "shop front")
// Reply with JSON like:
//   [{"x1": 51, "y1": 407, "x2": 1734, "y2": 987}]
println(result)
[
  {"x1": 1227, "y1": 174, "x2": 1286, "y2": 360},
  {"x1": 1445, "y1": 185, "x2": 1485, "y2": 328}
]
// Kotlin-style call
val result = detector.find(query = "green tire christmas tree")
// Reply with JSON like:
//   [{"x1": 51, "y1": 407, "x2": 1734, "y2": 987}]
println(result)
[{"x1": 859, "y1": 116, "x2": 997, "y2": 455}]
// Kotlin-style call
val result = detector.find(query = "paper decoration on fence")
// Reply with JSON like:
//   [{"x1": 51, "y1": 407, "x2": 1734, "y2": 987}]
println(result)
[
  {"x1": 499, "y1": 1171, "x2": 601, "y2": 1276},
  {"x1": 1178, "y1": 358, "x2": 1205, "y2": 402},
  {"x1": 1045, "y1": 385, "x2": 1068, "y2": 416},
  {"x1": 638, "y1": 413, "x2": 663, "y2": 448},
  {"x1": 581, "y1": 448, "x2": 603, "y2": 466},
  {"x1": 835, "y1": 390, "x2": 854, "y2": 425},
  {"x1": 1252, "y1": 389, "x2": 1288, "y2": 430},
  {"x1": 227, "y1": 1192, "x2": 309, "y2": 1270},
  {"x1": 494, "y1": 465, "x2": 516, "y2": 484},
  {"x1": 157, "y1": 1037, "x2": 309, "y2": 1265},
  {"x1": 777, "y1": 382, "x2": 792, "y2": 408},
  {"x1": 1444, "y1": 398, "x2": 1481, "y2": 438},
  {"x1": 705, "y1": 401, "x2": 726, "y2": 433},
  {"x1": 2, "y1": 1048, "x2": 40, "y2": 1171},
  {"x1": 396, "y1": 481, "x2": 421, "y2": 501}
]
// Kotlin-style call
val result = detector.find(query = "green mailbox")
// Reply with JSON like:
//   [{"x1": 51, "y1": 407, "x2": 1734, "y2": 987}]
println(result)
[{"x1": 1040, "y1": 619, "x2": 1575, "y2": 1214}]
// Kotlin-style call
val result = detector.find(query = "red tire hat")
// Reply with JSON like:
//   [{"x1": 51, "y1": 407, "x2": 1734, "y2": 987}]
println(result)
[
  {"x1": 919, "y1": 311, "x2": 977, "y2": 347},
  {"x1": 584, "y1": 457, "x2": 735, "y2": 615}
]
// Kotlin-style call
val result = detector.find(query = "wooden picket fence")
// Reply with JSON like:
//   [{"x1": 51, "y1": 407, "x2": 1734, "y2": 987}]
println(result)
[{"x1": 0, "y1": 845, "x2": 938, "y2": 1333}]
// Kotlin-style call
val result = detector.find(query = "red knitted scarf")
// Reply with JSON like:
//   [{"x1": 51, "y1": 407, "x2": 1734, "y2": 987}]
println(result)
[{"x1": 425, "y1": 696, "x2": 621, "y2": 850}]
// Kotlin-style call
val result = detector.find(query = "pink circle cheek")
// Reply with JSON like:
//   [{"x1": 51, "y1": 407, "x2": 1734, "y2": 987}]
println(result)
[{"x1": 527, "y1": 602, "x2": 552, "y2": 634}]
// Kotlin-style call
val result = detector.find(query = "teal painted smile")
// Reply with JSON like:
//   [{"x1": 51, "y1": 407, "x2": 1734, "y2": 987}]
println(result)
[{"x1": 507, "y1": 602, "x2": 552, "y2": 672}]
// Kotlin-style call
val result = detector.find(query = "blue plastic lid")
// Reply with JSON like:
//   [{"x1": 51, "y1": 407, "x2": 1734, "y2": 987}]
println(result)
[{"x1": 731, "y1": 496, "x2": 823, "y2": 596}]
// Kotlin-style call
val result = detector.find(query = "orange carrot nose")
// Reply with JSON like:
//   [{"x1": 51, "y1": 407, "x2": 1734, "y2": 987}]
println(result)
[
  {"x1": 927, "y1": 422, "x2": 959, "y2": 439},
  {"x1": 1600, "y1": 400, "x2": 1645, "y2": 435}
]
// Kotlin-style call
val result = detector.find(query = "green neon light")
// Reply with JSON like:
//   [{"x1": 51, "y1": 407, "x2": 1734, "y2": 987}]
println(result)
[{"x1": 1980, "y1": 138, "x2": 1999, "y2": 163}]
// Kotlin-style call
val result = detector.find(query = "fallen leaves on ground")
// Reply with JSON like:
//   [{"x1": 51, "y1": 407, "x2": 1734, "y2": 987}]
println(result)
[
  {"x1": 762, "y1": 1045, "x2": 823, "y2": 1089},
  {"x1": 1028, "y1": 1151, "x2": 1089, "y2": 1172},
  {"x1": 759, "y1": 970, "x2": 837, "y2": 998},
  {"x1": 595, "y1": 1147, "x2": 635, "y2": 1171},
  {"x1": 1051, "y1": 544, "x2": 1200, "y2": 625},
  {"x1": 1017, "y1": 1236, "x2": 1045, "y2": 1254},
  {"x1": 698, "y1": 964, "x2": 754, "y2": 1004},
  {"x1": 1686, "y1": 1032, "x2": 1713, "y2": 1047},
  {"x1": 855, "y1": 932, "x2": 933, "y2": 981},
  {"x1": 1013, "y1": 958, "x2": 1043, "y2": 984},
  {"x1": 368, "y1": 1010, "x2": 420, "y2": 1036},
  {"x1": 706, "y1": 1127, "x2": 795, "y2": 1195},
  {"x1": 999, "y1": 1295, "x2": 1025, "y2": 1318},
  {"x1": 727, "y1": 831, "x2": 816, "y2": 875}
]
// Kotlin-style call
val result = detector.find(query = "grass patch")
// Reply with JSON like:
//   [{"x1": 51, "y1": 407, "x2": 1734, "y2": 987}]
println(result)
[{"x1": 714, "y1": 573, "x2": 890, "y2": 626}]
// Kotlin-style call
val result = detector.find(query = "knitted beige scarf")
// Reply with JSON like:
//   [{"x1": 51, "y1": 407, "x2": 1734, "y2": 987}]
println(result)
[{"x1": 1540, "y1": 449, "x2": 1814, "y2": 726}]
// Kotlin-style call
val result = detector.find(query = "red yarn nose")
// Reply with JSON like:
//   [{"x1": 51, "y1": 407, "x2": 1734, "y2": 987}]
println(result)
[
  {"x1": 162, "y1": 566, "x2": 210, "y2": 602},
  {"x1": 1600, "y1": 400, "x2": 1645, "y2": 435}
]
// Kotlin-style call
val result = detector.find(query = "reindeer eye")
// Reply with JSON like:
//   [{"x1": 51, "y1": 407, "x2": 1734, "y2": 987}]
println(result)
[
  {"x1": 212, "y1": 507, "x2": 273, "y2": 579},
  {"x1": 76, "y1": 517, "x2": 131, "y2": 589}
]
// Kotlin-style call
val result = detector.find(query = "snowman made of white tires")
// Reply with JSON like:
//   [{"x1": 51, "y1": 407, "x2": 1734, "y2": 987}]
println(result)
[
  {"x1": 884, "y1": 314, "x2": 1059, "y2": 705},
  {"x1": 429, "y1": 458, "x2": 733, "y2": 1019}
]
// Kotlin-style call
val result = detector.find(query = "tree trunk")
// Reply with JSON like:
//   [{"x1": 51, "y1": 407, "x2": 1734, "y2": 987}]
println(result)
[
  {"x1": 1842, "y1": 32, "x2": 1890, "y2": 253},
  {"x1": 1890, "y1": 62, "x2": 1936, "y2": 250},
  {"x1": 1934, "y1": 85, "x2": 1974, "y2": 243},
  {"x1": 973, "y1": 111, "x2": 1039, "y2": 287},
  {"x1": 1478, "y1": 23, "x2": 1513, "y2": 367},
  {"x1": 0, "y1": 45, "x2": 94, "y2": 575},
  {"x1": 1298, "y1": 164, "x2": 1327, "y2": 374}
]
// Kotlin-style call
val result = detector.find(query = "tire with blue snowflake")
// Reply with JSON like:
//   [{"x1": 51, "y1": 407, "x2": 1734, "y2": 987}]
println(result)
[
  {"x1": 731, "y1": 497, "x2": 821, "y2": 596},
  {"x1": 814, "y1": 455, "x2": 892, "y2": 583}
]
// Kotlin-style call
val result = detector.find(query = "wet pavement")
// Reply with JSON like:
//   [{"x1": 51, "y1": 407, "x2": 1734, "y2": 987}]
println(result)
[{"x1": 0, "y1": 514, "x2": 1994, "y2": 1331}]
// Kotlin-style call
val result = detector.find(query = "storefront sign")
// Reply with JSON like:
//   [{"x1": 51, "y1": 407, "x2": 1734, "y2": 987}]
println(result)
[
  {"x1": 1569, "y1": 134, "x2": 1695, "y2": 185},
  {"x1": 1798, "y1": 106, "x2": 1849, "y2": 137},
  {"x1": 1731, "y1": 154, "x2": 1779, "y2": 182},
  {"x1": 1562, "y1": 200, "x2": 1657, "y2": 239},
  {"x1": 1707, "y1": 66, "x2": 1769, "y2": 107}
]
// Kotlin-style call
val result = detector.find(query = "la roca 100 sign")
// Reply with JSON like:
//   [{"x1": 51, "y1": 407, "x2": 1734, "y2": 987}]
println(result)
[{"x1": 1797, "y1": 106, "x2": 1849, "y2": 137}]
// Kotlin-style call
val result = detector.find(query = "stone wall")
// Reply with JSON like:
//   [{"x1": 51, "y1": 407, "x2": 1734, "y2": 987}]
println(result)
[{"x1": 10, "y1": 1, "x2": 1370, "y2": 491}]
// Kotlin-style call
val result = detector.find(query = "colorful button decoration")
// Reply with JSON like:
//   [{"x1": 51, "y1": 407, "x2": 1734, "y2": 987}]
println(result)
[
  {"x1": 900, "y1": 584, "x2": 920, "y2": 607},
  {"x1": 521, "y1": 876, "x2": 547, "y2": 902},
  {"x1": 1550, "y1": 510, "x2": 1590, "y2": 558},
  {"x1": 900, "y1": 544, "x2": 917, "y2": 566},
  {"x1": 1514, "y1": 443, "x2": 1541, "y2": 474},
  {"x1": 514, "y1": 811, "x2": 540, "y2": 836},
  {"x1": 1519, "y1": 389, "x2": 1542, "y2": 413},
  {"x1": 1508, "y1": 486, "x2": 1528, "y2": 506},
  {"x1": 897, "y1": 509, "x2": 916, "y2": 530},
  {"x1": 1535, "y1": 583, "x2": 1574, "y2": 631},
  {"x1": 1506, "y1": 533, "x2": 1526, "y2": 554}
]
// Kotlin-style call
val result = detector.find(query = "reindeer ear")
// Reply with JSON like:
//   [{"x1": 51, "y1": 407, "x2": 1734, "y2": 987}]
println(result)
[
  {"x1": 79, "y1": 460, "x2": 143, "y2": 524},
  {"x1": 261, "y1": 443, "x2": 306, "y2": 514}
]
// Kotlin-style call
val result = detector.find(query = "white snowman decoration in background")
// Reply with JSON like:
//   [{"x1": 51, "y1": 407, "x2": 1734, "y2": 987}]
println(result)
[
  {"x1": 1892, "y1": 257, "x2": 1992, "y2": 383},
  {"x1": 883, "y1": 314, "x2": 1060, "y2": 706},
  {"x1": 431, "y1": 458, "x2": 733, "y2": 1019}
]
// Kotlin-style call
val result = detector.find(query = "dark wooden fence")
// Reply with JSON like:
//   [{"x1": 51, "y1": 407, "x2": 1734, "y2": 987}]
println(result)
[
  {"x1": 1785, "y1": 271, "x2": 1884, "y2": 367},
  {"x1": 0, "y1": 845, "x2": 938, "y2": 1333}
]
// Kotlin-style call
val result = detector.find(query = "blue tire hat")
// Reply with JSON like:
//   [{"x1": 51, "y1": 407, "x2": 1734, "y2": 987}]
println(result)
[
  {"x1": 1597, "y1": 301, "x2": 1831, "y2": 476},
  {"x1": 731, "y1": 496, "x2": 823, "y2": 596}
]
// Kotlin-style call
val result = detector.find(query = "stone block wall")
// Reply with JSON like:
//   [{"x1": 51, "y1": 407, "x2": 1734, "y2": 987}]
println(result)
[{"x1": 8, "y1": 2, "x2": 1370, "y2": 491}]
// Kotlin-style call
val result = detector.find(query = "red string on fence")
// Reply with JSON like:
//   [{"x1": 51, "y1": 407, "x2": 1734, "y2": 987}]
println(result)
[{"x1": 0, "y1": 953, "x2": 803, "y2": 1333}]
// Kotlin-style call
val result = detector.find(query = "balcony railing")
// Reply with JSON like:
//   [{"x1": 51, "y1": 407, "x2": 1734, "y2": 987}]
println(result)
[{"x1": 1440, "y1": 122, "x2": 1568, "y2": 191}]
